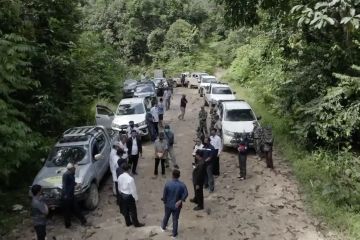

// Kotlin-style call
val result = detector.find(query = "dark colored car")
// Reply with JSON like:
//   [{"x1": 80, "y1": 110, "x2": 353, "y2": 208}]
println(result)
[{"x1": 122, "y1": 79, "x2": 138, "y2": 98}]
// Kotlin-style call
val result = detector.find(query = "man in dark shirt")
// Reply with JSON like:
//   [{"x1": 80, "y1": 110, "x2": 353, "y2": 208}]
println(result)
[
  {"x1": 177, "y1": 94, "x2": 188, "y2": 120},
  {"x1": 161, "y1": 169, "x2": 188, "y2": 238},
  {"x1": 202, "y1": 137, "x2": 216, "y2": 193},
  {"x1": 126, "y1": 130, "x2": 143, "y2": 175},
  {"x1": 190, "y1": 150, "x2": 206, "y2": 210},
  {"x1": 62, "y1": 163, "x2": 87, "y2": 228},
  {"x1": 31, "y1": 184, "x2": 48, "y2": 240}
]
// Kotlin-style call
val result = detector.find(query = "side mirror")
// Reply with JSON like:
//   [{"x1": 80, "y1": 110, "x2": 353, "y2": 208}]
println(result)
[
  {"x1": 94, "y1": 154, "x2": 103, "y2": 161},
  {"x1": 257, "y1": 116, "x2": 262, "y2": 121}
]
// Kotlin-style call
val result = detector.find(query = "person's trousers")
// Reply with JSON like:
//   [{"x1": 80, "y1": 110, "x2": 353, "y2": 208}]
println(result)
[
  {"x1": 62, "y1": 198, "x2": 86, "y2": 228},
  {"x1": 167, "y1": 146, "x2": 177, "y2": 166},
  {"x1": 178, "y1": 107, "x2": 185, "y2": 119},
  {"x1": 121, "y1": 193, "x2": 140, "y2": 226},
  {"x1": 154, "y1": 158, "x2": 166, "y2": 175},
  {"x1": 34, "y1": 225, "x2": 46, "y2": 240},
  {"x1": 238, "y1": 154, "x2": 247, "y2": 178},
  {"x1": 162, "y1": 207, "x2": 181, "y2": 237},
  {"x1": 165, "y1": 98, "x2": 171, "y2": 110},
  {"x1": 153, "y1": 122, "x2": 159, "y2": 136},
  {"x1": 212, "y1": 150, "x2": 220, "y2": 176},
  {"x1": 128, "y1": 154, "x2": 139, "y2": 173},
  {"x1": 204, "y1": 162, "x2": 214, "y2": 191},
  {"x1": 254, "y1": 139, "x2": 262, "y2": 156},
  {"x1": 265, "y1": 150, "x2": 274, "y2": 169},
  {"x1": 193, "y1": 184, "x2": 204, "y2": 208},
  {"x1": 115, "y1": 181, "x2": 123, "y2": 214}
]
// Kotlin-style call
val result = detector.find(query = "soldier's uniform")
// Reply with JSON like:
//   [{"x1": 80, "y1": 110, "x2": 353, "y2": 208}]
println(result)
[
  {"x1": 198, "y1": 108, "x2": 208, "y2": 136},
  {"x1": 209, "y1": 105, "x2": 217, "y2": 131},
  {"x1": 261, "y1": 126, "x2": 274, "y2": 169},
  {"x1": 253, "y1": 123, "x2": 262, "y2": 159}
]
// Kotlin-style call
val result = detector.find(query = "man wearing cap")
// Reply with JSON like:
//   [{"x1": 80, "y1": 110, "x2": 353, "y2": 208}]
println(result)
[
  {"x1": 126, "y1": 130, "x2": 142, "y2": 175},
  {"x1": 62, "y1": 163, "x2": 87, "y2": 228},
  {"x1": 164, "y1": 124, "x2": 179, "y2": 169},
  {"x1": 117, "y1": 163, "x2": 145, "y2": 227},
  {"x1": 127, "y1": 121, "x2": 140, "y2": 138}
]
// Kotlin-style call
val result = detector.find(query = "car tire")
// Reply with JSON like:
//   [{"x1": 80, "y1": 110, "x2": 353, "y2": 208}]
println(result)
[{"x1": 84, "y1": 183, "x2": 99, "y2": 210}]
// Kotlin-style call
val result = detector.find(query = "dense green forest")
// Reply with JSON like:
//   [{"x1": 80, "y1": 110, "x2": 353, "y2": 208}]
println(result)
[{"x1": 1, "y1": 0, "x2": 360, "y2": 237}]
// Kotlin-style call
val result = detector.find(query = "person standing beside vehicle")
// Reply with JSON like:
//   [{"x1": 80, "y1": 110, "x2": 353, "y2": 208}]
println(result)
[
  {"x1": 127, "y1": 130, "x2": 142, "y2": 175},
  {"x1": 158, "y1": 98, "x2": 165, "y2": 127},
  {"x1": 161, "y1": 169, "x2": 188, "y2": 239},
  {"x1": 146, "y1": 111, "x2": 156, "y2": 142},
  {"x1": 151, "y1": 102, "x2": 159, "y2": 135},
  {"x1": 210, "y1": 128, "x2": 222, "y2": 177},
  {"x1": 198, "y1": 106, "x2": 208, "y2": 136},
  {"x1": 127, "y1": 121, "x2": 140, "y2": 138},
  {"x1": 253, "y1": 121, "x2": 262, "y2": 160},
  {"x1": 62, "y1": 163, "x2": 87, "y2": 228},
  {"x1": 154, "y1": 132, "x2": 168, "y2": 176},
  {"x1": 190, "y1": 150, "x2": 206, "y2": 211},
  {"x1": 118, "y1": 164, "x2": 145, "y2": 227},
  {"x1": 237, "y1": 133, "x2": 249, "y2": 180},
  {"x1": 110, "y1": 144, "x2": 120, "y2": 195},
  {"x1": 177, "y1": 94, "x2": 188, "y2": 120},
  {"x1": 31, "y1": 184, "x2": 48, "y2": 240},
  {"x1": 163, "y1": 88, "x2": 172, "y2": 110},
  {"x1": 164, "y1": 124, "x2": 179, "y2": 169},
  {"x1": 202, "y1": 137, "x2": 216, "y2": 193}
]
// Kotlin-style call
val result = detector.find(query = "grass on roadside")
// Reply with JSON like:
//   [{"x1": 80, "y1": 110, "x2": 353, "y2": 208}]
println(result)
[{"x1": 228, "y1": 82, "x2": 359, "y2": 239}]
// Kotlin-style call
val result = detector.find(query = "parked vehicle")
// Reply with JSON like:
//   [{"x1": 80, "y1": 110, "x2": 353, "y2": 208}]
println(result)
[
  {"x1": 174, "y1": 72, "x2": 190, "y2": 87},
  {"x1": 198, "y1": 75, "x2": 218, "y2": 96},
  {"x1": 122, "y1": 79, "x2": 138, "y2": 98},
  {"x1": 30, "y1": 126, "x2": 115, "y2": 210},
  {"x1": 133, "y1": 82, "x2": 156, "y2": 99},
  {"x1": 110, "y1": 97, "x2": 151, "y2": 136},
  {"x1": 152, "y1": 77, "x2": 168, "y2": 96},
  {"x1": 217, "y1": 100, "x2": 261, "y2": 147},
  {"x1": 187, "y1": 72, "x2": 208, "y2": 88},
  {"x1": 95, "y1": 105, "x2": 115, "y2": 129},
  {"x1": 204, "y1": 83, "x2": 236, "y2": 106}
]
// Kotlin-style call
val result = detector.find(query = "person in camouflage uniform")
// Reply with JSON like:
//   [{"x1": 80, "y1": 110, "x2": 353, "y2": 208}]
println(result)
[
  {"x1": 261, "y1": 125, "x2": 274, "y2": 169},
  {"x1": 209, "y1": 104, "x2": 217, "y2": 132},
  {"x1": 198, "y1": 106, "x2": 208, "y2": 136},
  {"x1": 253, "y1": 121, "x2": 262, "y2": 160}
]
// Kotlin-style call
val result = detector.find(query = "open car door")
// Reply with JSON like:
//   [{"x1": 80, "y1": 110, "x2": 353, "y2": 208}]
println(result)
[{"x1": 95, "y1": 105, "x2": 115, "y2": 129}]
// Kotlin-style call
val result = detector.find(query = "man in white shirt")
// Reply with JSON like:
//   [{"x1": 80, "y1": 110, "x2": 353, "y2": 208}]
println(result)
[
  {"x1": 150, "y1": 102, "x2": 159, "y2": 136},
  {"x1": 126, "y1": 130, "x2": 142, "y2": 175},
  {"x1": 117, "y1": 164, "x2": 145, "y2": 227},
  {"x1": 110, "y1": 144, "x2": 120, "y2": 195},
  {"x1": 163, "y1": 88, "x2": 172, "y2": 110},
  {"x1": 192, "y1": 138, "x2": 203, "y2": 168},
  {"x1": 210, "y1": 128, "x2": 222, "y2": 177}
]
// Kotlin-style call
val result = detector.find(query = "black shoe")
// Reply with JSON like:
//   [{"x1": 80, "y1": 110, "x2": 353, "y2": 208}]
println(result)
[
  {"x1": 134, "y1": 223, "x2": 145, "y2": 228},
  {"x1": 132, "y1": 172, "x2": 138, "y2": 175},
  {"x1": 126, "y1": 222, "x2": 133, "y2": 227},
  {"x1": 165, "y1": 164, "x2": 169, "y2": 168},
  {"x1": 174, "y1": 165, "x2": 179, "y2": 169},
  {"x1": 190, "y1": 198, "x2": 197, "y2": 203},
  {"x1": 193, "y1": 206, "x2": 204, "y2": 211}
]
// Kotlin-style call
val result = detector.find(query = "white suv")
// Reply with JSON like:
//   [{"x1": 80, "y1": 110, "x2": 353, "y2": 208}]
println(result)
[
  {"x1": 199, "y1": 75, "x2": 218, "y2": 96},
  {"x1": 96, "y1": 98, "x2": 151, "y2": 136},
  {"x1": 218, "y1": 100, "x2": 261, "y2": 147},
  {"x1": 204, "y1": 83, "x2": 236, "y2": 106}
]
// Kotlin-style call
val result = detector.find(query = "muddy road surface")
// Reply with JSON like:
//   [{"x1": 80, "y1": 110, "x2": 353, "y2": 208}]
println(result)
[{"x1": 8, "y1": 87, "x2": 340, "y2": 240}]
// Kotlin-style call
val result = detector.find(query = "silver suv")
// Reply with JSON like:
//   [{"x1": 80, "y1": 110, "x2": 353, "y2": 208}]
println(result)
[{"x1": 30, "y1": 126, "x2": 115, "y2": 210}]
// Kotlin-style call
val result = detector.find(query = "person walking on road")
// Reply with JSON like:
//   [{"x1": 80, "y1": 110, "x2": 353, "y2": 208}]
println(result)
[
  {"x1": 158, "y1": 98, "x2": 165, "y2": 127},
  {"x1": 31, "y1": 184, "x2": 49, "y2": 240},
  {"x1": 177, "y1": 94, "x2": 188, "y2": 120},
  {"x1": 161, "y1": 169, "x2": 188, "y2": 239},
  {"x1": 190, "y1": 150, "x2": 206, "y2": 211},
  {"x1": 164, "y1": 124, "x2": 179, "y2": 169},
  {"x1": 210, "y1": 128, "x2": 222, "y2": 176},
  {"x1": 151, "y1": 102, "x2": 159, "y2": 135},
  {"x1": 117, "y1": 164, "x2": 145, "y2": 227},
  {"x1": 62, "y1": 163, "x2": 87, "y2": 228},
  {"x1": 237, "y1": 134, "x2": 249, "y2": 180},
  {"x1": 154, "y1": 132, "x2": 168, "y2": 176},
  {"x1": 163, "y1": 87, "x2": 172, "y2": 110},
  {"x1": 127, "y1": 130, "x2": 142, "y2": 175},
  {"x1": 202, "y1": 137, "x2": 216, "y2": 193}
]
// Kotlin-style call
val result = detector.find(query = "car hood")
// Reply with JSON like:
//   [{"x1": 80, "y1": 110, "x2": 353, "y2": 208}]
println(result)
[
  {"x1": 134, "y1": 92, "x2": 155, "y2": 98},
  {"x1": 200, "y1": 83, "x2": 212, "y2": 87},
  {"x1": 211, "y1": 94, "x2": 236, "y2": 102},
  {"x1": 32, "y1": 164, "x2": 90, "y2": 189},
  {"x1": 113, "y1": 114, "x2": 145, "y2": 126},
  {"x1": 222, "y1": 121, "x2": 254, "y2": 133}
]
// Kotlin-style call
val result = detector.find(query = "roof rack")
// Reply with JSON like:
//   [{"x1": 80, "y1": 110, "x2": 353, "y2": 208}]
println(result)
[
  {"x1": 218, "y1": 99, "x2": 245, "y2": 103},
  {"x1": 63, "y1": 126, "x2": 104, "y2": 137}
]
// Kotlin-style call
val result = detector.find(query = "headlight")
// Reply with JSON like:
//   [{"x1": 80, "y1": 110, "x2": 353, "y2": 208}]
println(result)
[
  {"x1": 112, "y1": 123, "x2": 121, "y2": 129},
  {"x1": 137, "y1": 120, "x2": 146, "y2": 126},
  {"x1": 130, "y1": 89, "x2": 134, "y2": 92},
  {"x1": 223, "y1": 129, "x2": 234, "y2": 136}
]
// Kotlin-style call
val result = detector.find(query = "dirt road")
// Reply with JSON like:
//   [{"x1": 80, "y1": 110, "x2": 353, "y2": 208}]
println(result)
[{"x1": 9, "y1": 87, "x2": 340, "y2": 240}]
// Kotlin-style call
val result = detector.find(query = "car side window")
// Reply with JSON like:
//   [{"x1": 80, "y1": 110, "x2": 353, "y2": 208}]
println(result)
[
  {"x1": 97, "y1": 107, "x2": 113, "y2": 116},
  {"x1": 92, "y1": 133, "x2": 105, "y2": 158}
]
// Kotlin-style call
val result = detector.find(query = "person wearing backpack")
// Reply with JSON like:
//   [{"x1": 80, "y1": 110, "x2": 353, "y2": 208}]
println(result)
[{"x1": 237, "y1": 133, "x2": 249, "y2": 180}]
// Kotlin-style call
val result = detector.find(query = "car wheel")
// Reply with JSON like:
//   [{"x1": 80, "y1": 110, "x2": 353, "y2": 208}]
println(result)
[{"x1": 84, "y1": 183, "x2": 99, "y2": 210}]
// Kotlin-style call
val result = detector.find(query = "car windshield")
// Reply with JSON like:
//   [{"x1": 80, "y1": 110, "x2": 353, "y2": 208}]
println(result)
[
  {"x1": 46, "y1": 146, "x2": 88, "y2": 167},
  {"x1": 213, "y1": 87, "x2": 232, "y2": 94},
  {"x1": 225, "y1": 109, "x2": 255, "y2": 121},
  {"x1": 202, "y1": 78, "x2": 217, "y2": 83},
  {"x1": 124, "y1": 81, "x2": 137, "y2": 87},
  {"x1": 135, "y1": 85, "x2": 154, "y2": 93},
  {"x1": 116, "y1": 103, "x2": 145, "y2": 115}
]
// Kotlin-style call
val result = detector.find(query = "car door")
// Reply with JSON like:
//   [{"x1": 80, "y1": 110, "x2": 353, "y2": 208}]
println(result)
[
  {"x1": 91, "y1": 133, "x2": 109, "y2": 181},
  {"x1": 95, "y1": 105, "x2": 115, "y2": 129}
]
